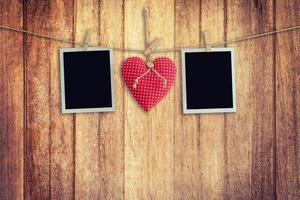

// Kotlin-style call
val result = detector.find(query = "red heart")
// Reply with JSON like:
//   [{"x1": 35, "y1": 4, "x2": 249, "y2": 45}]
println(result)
[{"x1": 122, "y1": 57, "x2": 176, "y2": 111}]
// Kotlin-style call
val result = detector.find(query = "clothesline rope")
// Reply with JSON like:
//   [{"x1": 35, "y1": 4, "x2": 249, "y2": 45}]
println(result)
[{"x1": 0, "y1": 24, "x2": 299, "y2": 53}]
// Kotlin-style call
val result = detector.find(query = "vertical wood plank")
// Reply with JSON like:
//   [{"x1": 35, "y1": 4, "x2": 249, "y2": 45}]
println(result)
[
  {"x1": 25, "y1": 1, "x2": 51, "y2": 199},
  {"x1": 124, "y1": 1, "x2": 150, "y2": 199},
  {"x1": 199, "y1": 1, "x2": 226, "y2": 199},
  {"x1": 276, "y1": 0, "x2": 300, "y2": 199},
  {"x1": 74, "y1": 0, "x2": 101, "y2": 199},
  {"x1": 226, "y1": 1, "x2": 275, "y2": 199},
  {"x1": 0, "y1": 1, "x2": 24, "y2": 200},
  {"x1": 148, "y1": 1, "x2": 174, "y2": 199},
  {"x1": 225, "y1": 1, "x2": 251, "y2": 199},
  {"x1": 174, "y1": 1, "x2": 201, "y2": 199},
  {"x1": 248, "y1": 1, "x2": 275, "y2": 199},
  {"x1": 49, "y1": 0, "x2": 75, "y2": 199},
  {"x1": 99, "y1": 0, "x2": 124, "y2": 199}
]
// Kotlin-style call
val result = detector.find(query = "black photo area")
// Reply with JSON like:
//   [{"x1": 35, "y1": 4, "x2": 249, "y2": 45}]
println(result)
[
  {"x1": 185, "y1": 51, "x2": 233, "y2": 109},
  {"x1": 63, "y1": 51, "x2": 112, "y2": 109}
]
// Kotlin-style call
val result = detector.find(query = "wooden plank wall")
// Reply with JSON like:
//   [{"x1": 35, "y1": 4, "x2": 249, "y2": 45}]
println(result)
[{"x1": 0, "y1": 0, "x2": 299, "y2": 199}]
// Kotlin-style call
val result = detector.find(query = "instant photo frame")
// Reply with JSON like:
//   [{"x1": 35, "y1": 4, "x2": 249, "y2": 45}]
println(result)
[
  {"x1": 181, "y1": 48, "x2": 236, "y2": 114},
  {"x1": 60, "y1": 47, "x2": 115, "y2": 114}
]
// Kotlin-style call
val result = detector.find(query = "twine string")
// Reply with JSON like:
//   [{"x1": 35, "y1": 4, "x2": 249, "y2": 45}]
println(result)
[
  {"x1": 152, "y1": 68, "x2": 167, "y2": 88},
  {"x1": 154, "y1": 25, "x2": 300, "y2": 52},
  {"x1": 132, "y1": 8, "x2": 168, "y2": 89},
  {"x1": 0, "y1": 24, "x2": 299, "y2": 52},
  {"x1": 144, "y1": 8, "x2": 150, "y2": 52},
  {"x1": 2, "y1": 20, "x2": 298, "y2": 91},
  {"x1": 0, "y1": 24, "x2": 143, "y2": 52},
  {"x1": 133, "y1": 69, "x2": 151, "y2": 89}
]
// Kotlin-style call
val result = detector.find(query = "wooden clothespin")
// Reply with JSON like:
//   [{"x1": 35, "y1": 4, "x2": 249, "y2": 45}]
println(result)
[
  {"x1": 83, "y1": 30, "x2": 91, "y2": 51},
  {"x1": 144, "y1": 38, "x2": 161, "y2": 55},
  {"x1": 202, "y1": 31, "x2": 211, "y2": 52}
]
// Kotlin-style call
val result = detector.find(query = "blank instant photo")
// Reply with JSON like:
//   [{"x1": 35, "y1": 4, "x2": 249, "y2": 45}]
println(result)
[
  {"x1": 181, "y1": 48, "x2": 236, "y2": 114},
  {"x1": 60, "y1": 47, "x2": 115, "y2": 114}
]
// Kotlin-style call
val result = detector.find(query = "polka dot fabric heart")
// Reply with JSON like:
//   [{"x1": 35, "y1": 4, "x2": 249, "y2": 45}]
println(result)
[{"x1": 122, "y1": 57, "x2": 176, "y2": 111}]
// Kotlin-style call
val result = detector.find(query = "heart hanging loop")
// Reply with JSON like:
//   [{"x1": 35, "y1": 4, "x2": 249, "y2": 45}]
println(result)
[{"x1": 131, "y1": 8, "x2": 168, "y2": 89}]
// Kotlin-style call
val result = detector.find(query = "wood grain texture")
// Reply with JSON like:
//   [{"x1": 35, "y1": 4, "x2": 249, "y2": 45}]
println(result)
[
  {"x1": 124, "y1": 1, "x2": 151, "y2": 199},
  {"x1": 148, "y1": 1, "x2": 175, "y2": 199},
  {"x1": 0, "y1": 0, "x2": 300, "y2": 199},
  {"x1": 225, "y1": 1, "x2": 252, "y2": 199},
  {"x1": 174, "y1": 1, "x2": 201, "y2": 199},
  {"x1": 25, "y1": 1, "x2": 51, "y2": 199},
  {"x1": 248, "y1": 1, "x2": 275, "y2": 199},
  {"x1": 0, "y1": 1, "x2": 24, "y2": 200},
  {"x1": 226, "y1": 1, "x2": 276, "y2": 199},
  {"x1": 276, "y1": 0, "x2": 300, "y2": 199},
  {"x1": 199, "y1": 0, "x2": 226, "y2": 199},
  {"x1": 74, "y1": 0, "x2": 101, "y2": 199},
  {"x1": 49, "y1": 1, "x2": 75, "y2": 199},
  {"x1": 99, "y1": 0, "x2": 124, "y2": 199}
]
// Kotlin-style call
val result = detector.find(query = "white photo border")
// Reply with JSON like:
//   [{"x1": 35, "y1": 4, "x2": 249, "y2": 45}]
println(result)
[
  {"x1": 181, "y1": 48, "x2": 236, "y2": 114},
  {"x1": 60, "y1": 47, "x2": 115, "y2": 114}
]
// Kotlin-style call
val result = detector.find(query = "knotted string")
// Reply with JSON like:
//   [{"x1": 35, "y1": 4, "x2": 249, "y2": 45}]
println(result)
[{"x1": 132, "y1": 8, "x2": 167, "y2": 89}]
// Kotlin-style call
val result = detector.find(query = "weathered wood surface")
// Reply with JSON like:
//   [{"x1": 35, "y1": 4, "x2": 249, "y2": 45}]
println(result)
[
  {"x1": 276, "y1": 1, "x2": 300, "y2": 199},
  {"x1": 0, "y1": 0, "x2": 299, "y2": 199},
  {"x1": 0, "y1": 1, "x2": 24, "y2": 200}
]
